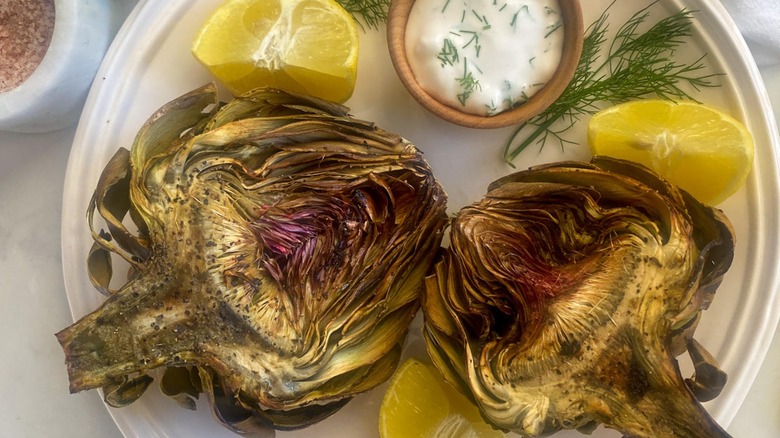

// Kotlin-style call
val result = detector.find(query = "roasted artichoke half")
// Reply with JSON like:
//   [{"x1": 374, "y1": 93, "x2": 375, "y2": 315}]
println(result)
[
  {"x1": 423, "y1": 157, "x2": 735, "y2": 437},
  {"x1": 56, "y1": 84, "x2": 448, "y2": 434}
]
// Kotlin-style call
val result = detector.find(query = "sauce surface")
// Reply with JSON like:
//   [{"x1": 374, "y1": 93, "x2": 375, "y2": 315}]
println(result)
[{"x1": 405, "y1": 0, "x2": 564, "y2": 116}]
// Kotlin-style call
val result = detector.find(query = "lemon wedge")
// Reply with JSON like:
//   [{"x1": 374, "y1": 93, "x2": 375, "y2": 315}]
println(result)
[
  {"x1": 587, "y1": 100, "x2": 754, "y2": 205},
  {"x1": 192, "y1": 0, "x2": 359, "y2": 103},
  {"x1": 379, "y1": 358, "x2": 504, "y2": 438}
]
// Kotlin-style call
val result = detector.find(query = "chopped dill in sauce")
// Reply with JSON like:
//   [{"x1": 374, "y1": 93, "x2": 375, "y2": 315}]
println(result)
[{"x1": 405, "y1": 0, "x2": 564, "y2": 116}]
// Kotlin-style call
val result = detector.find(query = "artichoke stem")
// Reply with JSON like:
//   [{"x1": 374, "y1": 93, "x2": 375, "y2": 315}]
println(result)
[
  {"x1": 56, "y1": 267, "x2": 197, "y2": 393},
  {"x1": 622, "y1": 382, "x2": 731, "y2": 438},
  {"x1": 605, "y1": 333, "x2": 732, "y2": 438}
]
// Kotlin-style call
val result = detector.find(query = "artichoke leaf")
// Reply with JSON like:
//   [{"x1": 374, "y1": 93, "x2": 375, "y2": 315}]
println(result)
[
  {"x1": 424, "y1": 157, "x2": 734, "y2": 437},
  {"x1": 57, "y1": 85, "x2": 448, "y2": 434},
  {"x1": 160, "y1": 366, "x2": 202, "y2": 410},
  {"x1": 86, "y1": 241, "x2": 114, "y2": 296},
  {"x1": 129, "y1": 83, "x2": 219, "y2": 170},
  {"x1": 685, "y1": 338, "x2": 728, "y2": 402},
  {"x1": 87, "y1": 147, "x2": 149, "y2": 266},
  {"x1": 103, "y1": 374, "x2": 154, "y2": 408},
  {"x1": 197, "y1": 366, "x2": 276, "y2": 436}
]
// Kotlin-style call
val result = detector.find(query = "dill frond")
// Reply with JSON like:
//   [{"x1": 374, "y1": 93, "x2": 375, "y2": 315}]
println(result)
[
  {"x1": 503, "y1": 1, "x2": 721, "y2": 165},
  {"x1": 337, "y1": 0, "x2": 390, "y2": 30}
]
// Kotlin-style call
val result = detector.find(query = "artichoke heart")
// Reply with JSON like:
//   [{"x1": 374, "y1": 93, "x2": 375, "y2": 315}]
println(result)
[
  {"x1": 56, "y1": 84, "x2": 448, "y2": 434},
  {"x1": 423, "y1": 157, "x2": 734, "y2": 437}
]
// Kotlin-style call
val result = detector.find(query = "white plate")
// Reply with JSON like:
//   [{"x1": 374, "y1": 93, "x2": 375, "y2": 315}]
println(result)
[{"x1": 61, "y1": 0, "x2": 780, "y2": 436}]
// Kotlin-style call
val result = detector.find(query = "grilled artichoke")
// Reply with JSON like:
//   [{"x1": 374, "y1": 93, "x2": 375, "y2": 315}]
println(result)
[
  {"x1": 56, "y1": 84, "x2": 448, "y2": 434},
  {"x1": 423, "y1": 157, "x2": 734, "y2": 437}
]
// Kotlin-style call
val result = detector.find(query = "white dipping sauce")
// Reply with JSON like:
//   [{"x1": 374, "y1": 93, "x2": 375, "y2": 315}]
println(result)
[{"x1": 405, "y1": 0, "x2": 564, "y2": 116}]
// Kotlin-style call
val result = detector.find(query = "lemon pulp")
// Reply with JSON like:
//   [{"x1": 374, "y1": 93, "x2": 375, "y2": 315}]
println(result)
[
  {"x1": 192, "y1": 0, "x2": 359, "y2": 103},
  {"x1": 587, "y1": 100, "x2": 754, "y2": 205},
  {"x1": 379, "y1": 358, "x2": 504, "y2": 438}
]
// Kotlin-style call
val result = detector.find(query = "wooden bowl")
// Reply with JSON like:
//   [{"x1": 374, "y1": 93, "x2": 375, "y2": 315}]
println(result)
[{"x1": 387, "y1": 0, "x2": 584, "y2": 129}]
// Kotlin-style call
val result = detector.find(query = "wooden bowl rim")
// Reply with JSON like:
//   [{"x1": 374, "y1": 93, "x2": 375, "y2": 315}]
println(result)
[{"x1": 387, "y1": 0, "x2": 584, "y2": 129}]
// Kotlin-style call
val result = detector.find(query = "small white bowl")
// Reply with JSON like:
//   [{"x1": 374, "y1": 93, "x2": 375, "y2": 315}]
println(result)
[{"x1": 0, "y1": 0, "x2": 122, "y2": 133}]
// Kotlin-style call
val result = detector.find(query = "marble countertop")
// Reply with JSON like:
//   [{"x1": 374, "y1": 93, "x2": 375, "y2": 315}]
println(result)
[{"x1": 1, "y1": 2, "x2": 779, "y2": 437}]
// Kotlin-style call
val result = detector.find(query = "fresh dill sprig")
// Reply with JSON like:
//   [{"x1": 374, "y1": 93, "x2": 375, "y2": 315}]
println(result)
[
  {"x1": 336, "y1": 0, "x2": 390, "y2": 30},
  {"x1": 502, "y1": 1, "x2": 721, "y2": 165}
]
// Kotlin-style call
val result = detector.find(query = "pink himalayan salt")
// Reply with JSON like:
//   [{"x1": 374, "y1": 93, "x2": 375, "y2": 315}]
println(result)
[{"x1": 0, "y1": 0, "x2": 56, "y2": 92}]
